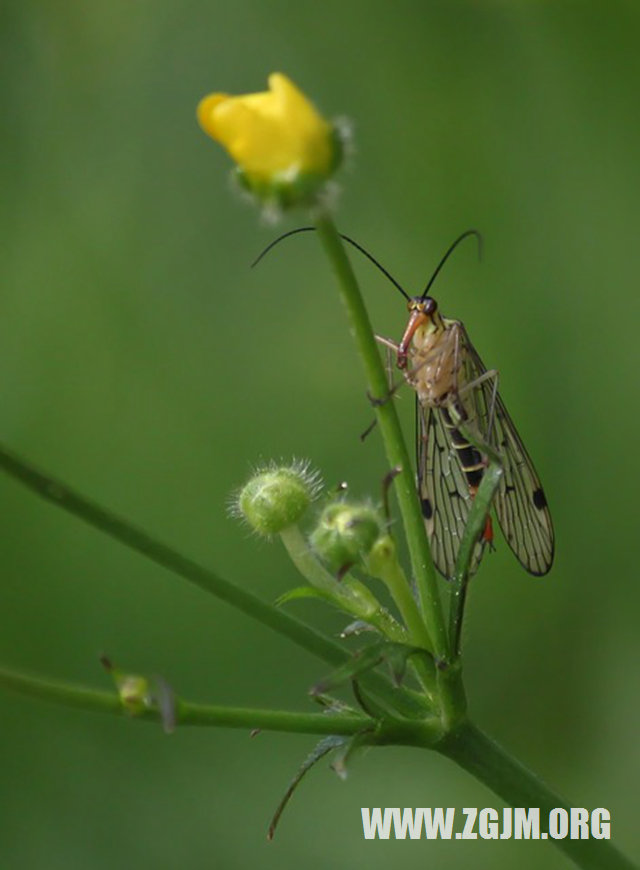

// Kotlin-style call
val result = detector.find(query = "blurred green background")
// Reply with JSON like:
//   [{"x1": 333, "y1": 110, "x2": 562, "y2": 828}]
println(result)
[{"x1": 1, "y1": 1, "x2": 639, "y2": 867}]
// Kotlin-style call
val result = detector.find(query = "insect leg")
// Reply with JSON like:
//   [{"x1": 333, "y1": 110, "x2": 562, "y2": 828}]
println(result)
[
  {"x1": 448, "y1": 361, "x2": 502, "y2": 558},
  {"x1": 381, "y1": 465, "x2": 402, "y2": 522},
  {"x1": 375, "y1": 334, "x2": 399, "y2": 354},
  {"x1": 457, "y1": 367, "x2": 498, "y2": 397},
  {"x1": 457, "y1": 368, "x2": 499, "y2": 447},
  {"x1": 370, "y1": 333, "x2": 450, "y2": 407},
  {"x1": 482, "y1": 369, "x2": 499, "y2": 444},
  {"x1": 361, "y1": 339, "x2": 403, "y2": 440},
  {"x1": 368, "y1": 334, "x2": 407, "y2": 406},
  {"x1": 437, "y1": 322, "x2": 467, "y2": 423}
]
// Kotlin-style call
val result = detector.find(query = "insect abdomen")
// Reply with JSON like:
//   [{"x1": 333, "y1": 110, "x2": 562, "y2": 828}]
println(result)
[
  {"x1": 439, "y1": 405, "x2": 494, "y2": 549},
  {"x1": 439, "y1": 406, "x2": 484, "y2": 489}
]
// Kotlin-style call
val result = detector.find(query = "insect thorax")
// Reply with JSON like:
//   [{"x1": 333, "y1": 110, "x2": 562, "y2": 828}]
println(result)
[{"x1": 408, "y1": 318, "x2": 463, "y2": 407}]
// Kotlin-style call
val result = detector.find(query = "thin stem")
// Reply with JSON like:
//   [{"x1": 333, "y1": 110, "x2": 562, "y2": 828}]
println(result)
[
  {"x1": 313, "y1": 214, "x2": 448, "y2": 663},
  {"x1": 279, "y1": 525, "x2": 347, "y2": 596},
  {"x1": 367, "y1": 541, "x2": 438, "y2": 702},
  {"x1": 278, "y1": 525, "x2": 406, "y2": 642},
  {"x1": 0, "y1": 664, "x2": 371, "y2": 736},
  {"x1": 0, "y1": 662, "x2": 445, "y2": 748},
  {"x1": 449, "y1": 421, "x2": 503, "y2": 659},
  {"x1": 373, "y1": 546, "x2": 433, "y2": 652},
  {"x1": 439, "y1": 722, "x2": 637, "y2": 870},
  {"x1": 0, "y1": 444, "x2": 425, "y2": 718}
]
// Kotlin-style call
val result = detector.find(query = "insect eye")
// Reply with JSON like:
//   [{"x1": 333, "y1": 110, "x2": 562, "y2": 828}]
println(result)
[{"x1": 423, "y1": 297, "x2": 436, "y2": 315}]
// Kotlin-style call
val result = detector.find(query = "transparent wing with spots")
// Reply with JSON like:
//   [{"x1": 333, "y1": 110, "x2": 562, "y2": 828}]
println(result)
[
  {"x1": 417, "y1": 399, "x2": 487, "y2": 580},
  {"x1": 458, "y1": 324, "x2": 555, "y2": 575}
]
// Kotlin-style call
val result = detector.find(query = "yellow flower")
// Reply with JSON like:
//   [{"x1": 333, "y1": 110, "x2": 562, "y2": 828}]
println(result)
[{"x1": 197, "y1": 73, "x2": 341, "y2": 206}]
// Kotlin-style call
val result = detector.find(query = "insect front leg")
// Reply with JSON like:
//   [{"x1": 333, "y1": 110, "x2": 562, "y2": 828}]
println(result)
[
  {"x1": 368, "y1": 334, "x2": 407, "y2": 406},
  {"x1": 369, "y1": 332, "x2": 443, "y2": 407},
  {"x1": 360, "y1": 336, "x2": 404, "y2": 440}
]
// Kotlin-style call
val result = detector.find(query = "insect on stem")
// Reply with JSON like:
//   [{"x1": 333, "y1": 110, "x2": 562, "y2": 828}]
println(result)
[{"x1": 253, "y1": 226, "x2": 554, "y2": 582}]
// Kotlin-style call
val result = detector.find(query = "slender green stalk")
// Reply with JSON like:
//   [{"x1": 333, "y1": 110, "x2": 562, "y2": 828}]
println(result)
[
  {"x1": 278, "y1": 525, "x2": 406, "y2": 642},
  {"x1": 367, "y1": 539, "x2": 438, "y2": 701},
  {"x1": 0, "y1": 444, "x2": 425, "y2": 718},
  {"x1": 0, "y1": 446, "x2": 337, "y2": 660},
  {"x1": 0, "y1": 663, "x2": 445, "y2": 746},
  {"x1": 439, "y1": 722, "x2": 637, "y2": 870},
  {"x1": 279, "y1": 525, "x2": 348, "y2": 596},
  {"x1": 366, "y1": 536, "x2": 434, "y2": 668},
  {"x1": 374, "y1": 549, "x2": 432, "y2": 651},
  {"x1": 313, "y1": 214, "x2": 448, "y2": 662},
  {"x1": 448, "y1": 420, "x2": 504, "y2": 659},
  {"x1": 0, "y1": 664, "x2": 370, "y2": 736}
]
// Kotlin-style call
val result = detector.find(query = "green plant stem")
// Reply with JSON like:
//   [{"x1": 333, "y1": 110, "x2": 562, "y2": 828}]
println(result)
[
  {"x1": 279, "y1": 525, "x2": 348, "y2": 597},
  {"x1": 366, "y1": 536, "x2": 437, "y2": 699},
  {"x1": 0, "y1": 663, "x2": 445, "y2": 746},
  {"x1": 0, "y1": 664, "x2": 370, "y2": 736},
  {"x1": 0, "y1": 444, "x2": 425, "y2": 718},
  {"x1": 278, "y1": 525, "x2": 406, "y2": 643},
  {"x1": 3, "y1": 662, "x2": 634, "y2": 869},
  {"x1": 439, "y1": 722, "x2": 637, "y2": 870},
  {"x1": 449, "y1": 421, "x2": 503, "y2": 659},
  {"x1": 313, "y1": 214, "x2": 447, "y2": 663},
  {"x1": 372, "y1": 542, "x2": 433, "y2": 653}
]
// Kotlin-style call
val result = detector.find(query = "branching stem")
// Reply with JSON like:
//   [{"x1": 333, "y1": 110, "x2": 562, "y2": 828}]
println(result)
[{"x1": 0, "y1": 444, "x2": 426, "y2": 719}]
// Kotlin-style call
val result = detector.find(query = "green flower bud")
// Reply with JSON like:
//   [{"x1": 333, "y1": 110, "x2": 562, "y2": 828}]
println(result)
[
  {"x1": 101, "y1": 656, "x2": 175, "y2": 727},
  {"x1": 102, "y1": 657, "x2": 150, "y2": 716},
  {"x1": 366, "y1": 534, "x2": 399, "y2": 579},
  {"x1": 233, "y1": 461, "x2": 321, "y2": 536},
  {"x1": 310, "y1": 501, "x2": 384, "y2": 575},
  {"x1": 115, "y1": 674, "x2": 152, "y2": 716}
]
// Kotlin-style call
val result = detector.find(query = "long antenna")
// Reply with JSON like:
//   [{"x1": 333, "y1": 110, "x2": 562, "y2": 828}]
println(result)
[
  {"x1": 250, "y1": 227, "x2": 316, "y2": 268},
  {"x1": 338, "y1": 233, "x2": 410, "y2": 300},
  {"x1": 421, "y1": 229, "x2": 482, "y2": 299},
  {"x1": 251, "y1": 227, "x2": 410, "y2": 300}
]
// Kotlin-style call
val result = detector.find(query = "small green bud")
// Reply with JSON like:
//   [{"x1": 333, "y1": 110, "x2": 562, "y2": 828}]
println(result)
[
  {"x1": 310, "y1": 501, "x2": 384, "y2": 574},
  {"x1": 102, "y1": 658, "x2": 152, "y2": 716},
  {"x1": 366, "y1": 534, "x2": 399, "y2": 579},
  {"x1": 233, "y1": 461, "x2": 321, "y2": 536},
  {"x1": 101, "y1": 656, "x2": 176, "y2": 729},
  {"x1": 116, "y1": 674, "x2": 152, "y2": 716}
]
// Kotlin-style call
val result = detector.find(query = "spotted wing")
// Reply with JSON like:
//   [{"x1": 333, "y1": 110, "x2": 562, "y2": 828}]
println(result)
[
  {"x1": 417, "y1": 399, "x2": 487, "y2": 580},
  {"x1": 458, "y1": 325, "x2": 555, "y2": 576}
]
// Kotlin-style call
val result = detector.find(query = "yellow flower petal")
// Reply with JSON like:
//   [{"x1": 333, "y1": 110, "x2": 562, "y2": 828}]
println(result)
[{"x1": 197, "y1": 73, "x2": 337, "y2": 186}]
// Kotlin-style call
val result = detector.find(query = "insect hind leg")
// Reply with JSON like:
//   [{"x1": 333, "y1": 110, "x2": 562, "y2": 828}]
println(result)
[{"x1": 455, "y1": 368, "x2": 500, "y2": 451}]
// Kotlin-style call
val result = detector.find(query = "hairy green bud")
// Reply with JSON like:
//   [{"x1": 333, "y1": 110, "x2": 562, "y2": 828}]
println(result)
[
  {"x1": 233, "y1": 461, "x2": 321, "y2": 536},
  {"x1": 310, "y1": 501, "x2": 384, "y2": 574}
]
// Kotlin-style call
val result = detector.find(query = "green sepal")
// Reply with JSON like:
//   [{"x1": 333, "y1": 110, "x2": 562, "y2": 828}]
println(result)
[
  {"x1": 267, "y1": 735, "x2": 346, "y2": 840},
  {"x1": 274, "y1": 585, "x2": 340, "y2": 608},
  {"x1": 234, "y1": 166, "x2": 332, "y2": 211},
  {"x1": 339, "y1": 620, "x2": 379, "y2": 638},
  {"x1": 331, "y1": 730, "x2": 373, "y2": 781},
  {"x1": 311, "y1": 641, "x2": 433, "y2": 696},
  {"x1": 275, "y1": 583, "x2": 404, "y2": 643}
]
